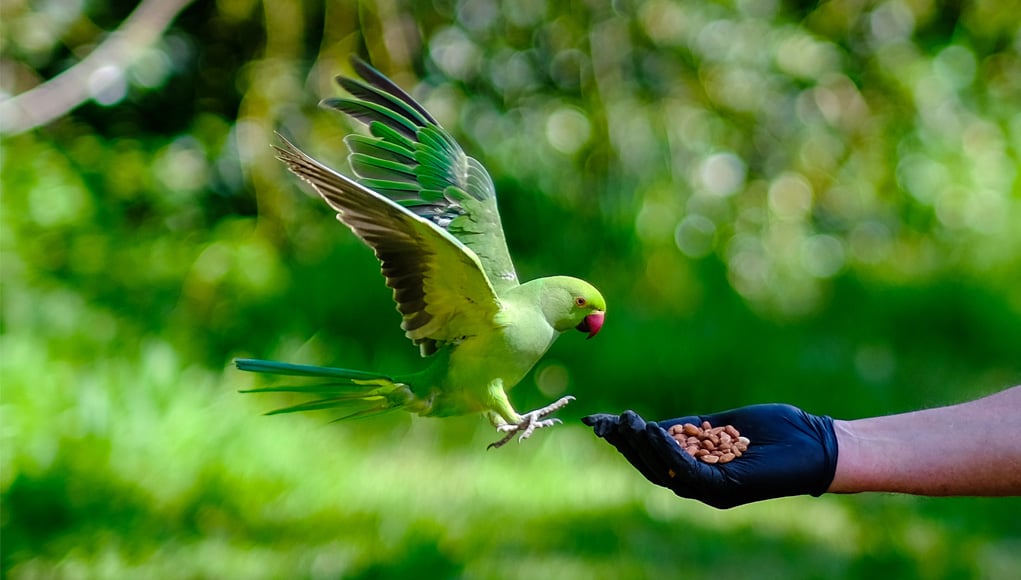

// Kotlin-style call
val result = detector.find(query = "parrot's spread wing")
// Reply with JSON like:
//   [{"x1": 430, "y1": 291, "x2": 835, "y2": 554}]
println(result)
[
  {"x1": 275, "y1": 136, "x2": 501, "y2": 356},
  {"x1": 320, "y1": 57, "x2": 520, "y2": 292}
]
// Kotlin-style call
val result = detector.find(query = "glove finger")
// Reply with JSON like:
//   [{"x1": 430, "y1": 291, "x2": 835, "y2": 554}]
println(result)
[
  {"x1": 628, "y1": 423, "x2": 698, "y2": 491},
  {"x1": 644, "y1": 423, "x2": 701, "y2": 479},
  {"x1": 597, "y1": 410, "x2": 644, "y2": 444},
  {"x1": 589, "y1": 411, "x2": 668, "y2": 486},
  {"x1": 608, "y1": 410, "x2": 673, "y2": 488},
  {"x1": 614, "y1": 433, "x2": 671, "y2": 487},
  {"x1": 581, "y1": 413, "x2": 617, "y2": 427},
  {"x1": 581, "y1": 413, "x2": 620, "y2": 438},
  {"x1": 618, "y1": 410, "x2": 648, "y2": 431}
]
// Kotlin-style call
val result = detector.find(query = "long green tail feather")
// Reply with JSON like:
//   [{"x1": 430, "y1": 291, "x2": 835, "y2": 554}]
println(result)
[
  {"x1": 234, "y1": 358, "x2": 391, "y2": 381},
  {"x1": 328, "y1": 405, "x2": 398, "y2": 422},
  {"x1": 264, "y1": 395, "x2": 388, "y2": 415},
  {"x1": 238, "y1": 382, "x2": 380, "y2": 395},
  {"x1": 234, "y1": 358, "x2": 411, "y2": 419}
]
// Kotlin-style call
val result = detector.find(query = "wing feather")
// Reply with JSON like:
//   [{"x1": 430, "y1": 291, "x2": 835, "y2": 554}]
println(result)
[
  {"x1": 320, "y1": 56, "x2": 520, "y2": 291},
  {"x1": 274, "y1": 135, "x2": 501, "y2": 356}
]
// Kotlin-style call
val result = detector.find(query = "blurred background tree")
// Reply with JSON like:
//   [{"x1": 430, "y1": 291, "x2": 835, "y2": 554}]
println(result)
[{"x1": 2, "y1": 0, "x2": 1019, "y2": 578}]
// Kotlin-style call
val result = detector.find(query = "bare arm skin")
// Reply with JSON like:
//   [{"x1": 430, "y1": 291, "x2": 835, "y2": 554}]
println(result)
[{"x1": 829, "y1": 385, "x2": 1021, "y2": 496}]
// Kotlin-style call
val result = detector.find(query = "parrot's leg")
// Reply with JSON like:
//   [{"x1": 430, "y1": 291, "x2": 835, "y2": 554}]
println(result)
[{"x1": 486, "y1": 396, "x2": 576, "y2": 449}]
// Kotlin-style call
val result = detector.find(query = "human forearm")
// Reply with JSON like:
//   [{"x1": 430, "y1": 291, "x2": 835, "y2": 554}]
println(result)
[{"x1": 829, "y1": 386, "x2": 1021, "y2": 496}]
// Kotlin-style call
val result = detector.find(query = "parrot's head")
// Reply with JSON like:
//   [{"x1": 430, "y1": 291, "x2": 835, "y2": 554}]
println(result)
[{"x1": 542, "y1": 277, "x2": 606, "y2": 339}]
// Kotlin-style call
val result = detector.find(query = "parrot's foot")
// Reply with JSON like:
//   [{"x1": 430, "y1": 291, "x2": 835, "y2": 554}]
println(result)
[{"x1": 487, "y1": 396, "x2": 576, "y2": 450}]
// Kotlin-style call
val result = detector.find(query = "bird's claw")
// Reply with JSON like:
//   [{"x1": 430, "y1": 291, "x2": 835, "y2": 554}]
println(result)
[
  {"x1": 487, "y1": 396, "x2": 575, "y2": 449},
  {"x1": 495, "y1": 417, "x2": 561, "y2": 433}
]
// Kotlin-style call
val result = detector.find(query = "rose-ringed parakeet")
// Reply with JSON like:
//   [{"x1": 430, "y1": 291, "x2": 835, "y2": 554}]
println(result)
[{"x1": 236, "y1": 57, "x2": 606, "y2": 448}]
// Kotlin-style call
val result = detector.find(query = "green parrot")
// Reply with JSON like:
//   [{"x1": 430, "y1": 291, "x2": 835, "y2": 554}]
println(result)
[{"x1": 236, "y1": 57, "x2": 606, "y2": 448}]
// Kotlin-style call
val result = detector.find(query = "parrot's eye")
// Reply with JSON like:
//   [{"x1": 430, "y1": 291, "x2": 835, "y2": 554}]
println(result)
[{"x1": 575, "y1": 297, "x2": 587, "y2": 306}]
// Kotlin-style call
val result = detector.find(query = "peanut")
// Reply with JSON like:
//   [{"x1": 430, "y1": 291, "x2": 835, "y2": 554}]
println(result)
[{"x1": 669, "y1": 420, "x2": 752, "y2": 465}]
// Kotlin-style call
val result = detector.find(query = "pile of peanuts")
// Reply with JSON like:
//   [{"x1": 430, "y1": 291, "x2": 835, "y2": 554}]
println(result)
[{"x1": 668, "y1": 421, "x2": 750, "y2": 464}]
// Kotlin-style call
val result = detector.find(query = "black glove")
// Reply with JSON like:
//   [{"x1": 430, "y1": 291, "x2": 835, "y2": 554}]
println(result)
[{"x1": 582, "y1": 404, "x2": 838, "y2": 509}]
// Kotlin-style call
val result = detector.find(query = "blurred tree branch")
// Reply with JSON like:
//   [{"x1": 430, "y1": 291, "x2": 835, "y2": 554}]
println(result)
[{"x1": 0, "y1": 0, "x2": 196, "y2": 135}]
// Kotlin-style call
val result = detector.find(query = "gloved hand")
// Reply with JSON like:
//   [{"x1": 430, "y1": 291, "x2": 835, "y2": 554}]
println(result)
[{"x1": 582, "y1": 404, "x2": 839, "y2": 509}]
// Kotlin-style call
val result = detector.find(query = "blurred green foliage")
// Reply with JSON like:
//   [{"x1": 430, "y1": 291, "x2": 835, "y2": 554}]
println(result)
[{"x1": 2, "y1": 0, "x2": 1020, "y2": 578}]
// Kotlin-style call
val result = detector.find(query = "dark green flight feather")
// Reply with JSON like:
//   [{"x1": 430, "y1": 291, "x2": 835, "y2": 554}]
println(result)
[{"x1": 321, "y1": 57, "x2": 520, "y2": 290}]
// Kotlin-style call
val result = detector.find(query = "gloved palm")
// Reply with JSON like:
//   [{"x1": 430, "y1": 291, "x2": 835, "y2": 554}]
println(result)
[{"x1": 582, "y1": 404, "x2": 839, "y2": 509}]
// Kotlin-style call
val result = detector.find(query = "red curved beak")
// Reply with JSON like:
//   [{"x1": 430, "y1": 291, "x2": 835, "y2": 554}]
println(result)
[{"x1": 576, "y1": 311, "x2": 605, "y2": 339}]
